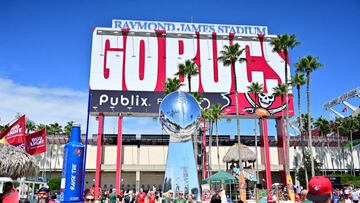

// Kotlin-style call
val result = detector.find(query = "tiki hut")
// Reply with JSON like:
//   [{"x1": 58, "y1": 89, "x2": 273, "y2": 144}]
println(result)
[
  {"x1": 0, "y1": 143, "x2": 39, "y2": 179},
  {"x1": 222, "y1": 143, "x2": 256, "y2": 163}
]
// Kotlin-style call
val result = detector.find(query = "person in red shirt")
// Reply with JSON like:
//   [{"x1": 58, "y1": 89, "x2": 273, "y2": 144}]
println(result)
[
  {"x1": 137, "y1": 188, "x2": 146, "y2": 203},
  {"x1": 147, "y1": 190, "x2": 157, "y2": 203},
  {"x1": 1, "y1": 182, "x2": 19, "y2": 203}
]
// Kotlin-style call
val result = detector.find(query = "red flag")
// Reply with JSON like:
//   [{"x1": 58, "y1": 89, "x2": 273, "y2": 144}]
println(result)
[
  {"x1": 0, "y1": 115, "x2": 26, "y2": 146},
  {"x1": 26, "y1": 128, "x2": 47, "y2": 155},
  {"x1": 342, "y1": 107, "x2": 347, "y2": 112}
]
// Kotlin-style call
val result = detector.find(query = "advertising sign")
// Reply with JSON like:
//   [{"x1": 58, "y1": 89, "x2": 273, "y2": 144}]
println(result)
[
  {"x1": 60, "y1": 125, "x2": 84, "y2": 202},
  {"x1": 25, "y1": 129, "x2": 47, "y2": 155},
  {"x1": 0, "y1": 115, "x2": 26, "y2": 146},
  {"x1": 89, "y1": 20, "x2": 294, "y2": 117}
]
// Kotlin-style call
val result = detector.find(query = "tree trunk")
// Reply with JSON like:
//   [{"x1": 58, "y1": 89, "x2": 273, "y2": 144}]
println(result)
[
  {"x1": 321, "y1": 132, "x2": 326, "y2": 176},
  {"x1": 350, "y1": 130, "x2": 354, "y2": 176},
  {"x1": 307, "y1": 72, "x2": 315, "y2": 177},
  {"x1": 337, "y1": 128, "x2": 342, "y2": 175},
  {"x1": 209, "y1": 121, "x2": 213, "y2": 176},
  {"x1": 188, "y1": 75, "x2": 191, "y2": 93},
  {"x1": 216, "y1": 120, "x2": 220, "y2": 170},
  {"x1": 254, "y1": 118, "x2": 259, "y2": 185},
  {"x1": 284, "y1": 50, "x2": 291, "y2": 180},
  {"x1": 281, "y1": 96, "x2": 287, "y2": 177},
  {"x1": 233, "y1": 61, "x2": 243, "y2": 201},
  {"x1": 298, "y1": 85, "x2": 308, "y2": 186},
  {"x1": 232, "y1": 62, "x2": 242, "y2": 169}
]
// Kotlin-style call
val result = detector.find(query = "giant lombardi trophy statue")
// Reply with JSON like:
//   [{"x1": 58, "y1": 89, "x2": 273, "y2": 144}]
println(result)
[{"x1": 159, "y1": 91, "x2": 201, "y2": 201}]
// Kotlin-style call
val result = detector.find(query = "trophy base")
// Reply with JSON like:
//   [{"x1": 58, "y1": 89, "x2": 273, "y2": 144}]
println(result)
[{"x1": 163, "y1": 139, "x2": 200, "y2": 200}]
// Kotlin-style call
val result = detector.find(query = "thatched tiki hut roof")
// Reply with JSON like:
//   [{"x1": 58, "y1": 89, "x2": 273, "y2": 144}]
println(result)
[
  {"x1": 222, "y1": 143, "x2": 256, "y2": 163},
  {"x1": 0, "y1": 143, "x2": 39, "y2": 179}
]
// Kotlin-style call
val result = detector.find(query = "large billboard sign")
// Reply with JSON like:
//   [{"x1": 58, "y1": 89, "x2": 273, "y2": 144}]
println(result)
[{"x1": 89, "y1": 20, "x2": 294, "y2": 117}]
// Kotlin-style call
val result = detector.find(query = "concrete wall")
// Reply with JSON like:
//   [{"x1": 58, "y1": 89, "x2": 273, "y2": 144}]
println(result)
[{"x1": 37, "y1": 144, "x2": 360, "y2": 172}]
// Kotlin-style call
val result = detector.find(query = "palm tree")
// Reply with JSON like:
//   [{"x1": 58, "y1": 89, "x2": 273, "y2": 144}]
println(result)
[
  {"x1": 163, "y1": 77, "x2": 183, "y2": 94},
  {"x1": 247, "y1": 82, "x2": 264, "y2": 185},
  {"x1": 36, "y1": 124, "x2": 47, "y2": 131},
  {"x1": 291, "y1": 72, "x2": 307, "y2": 184},
  {"x1": 271, "y1": 34, "x2": 301, "y2": 182},
  {"x1": 332, "y1": 118, "x2": 344, "y2": 174},
  {"x1": 218, "y1": 43, "x2": 247, "y2": 172},
  {"x1": 314, "y1": 117, "x2": 331, "y2": 175},
  {"x1": 202, "y1": 108, "x2": 214, "y2": 176},
  {"x1": 49, "y1": 123, "x2": 63, "y2": 135},
  {"x1": 295, "y1": 55, "x2": 324, "y2": 177},
  {"x1": 191, "y1": 92, "x2": 203, "y2": 103},
  {"x1": 273, "y1": 83, "x2": 288, "y2": 175},
  {"x1": 64, "y1": 121, "x2": 74, "y2": 137},
  {"x1": 341, "y1": 116, "x2": 359, "y2": 176},
  {"x1": 211, "y1": 104, "x2": 222, "y2": 170},
  {"x1": 26, "y1": 119, "x2": 36, "y2": 133},
  {"x1": 175, "y1": 60, "x2": 199, "y2": 93},
  {"x1": 0, "y1": 124, "x2": 9, "y2": 132}
]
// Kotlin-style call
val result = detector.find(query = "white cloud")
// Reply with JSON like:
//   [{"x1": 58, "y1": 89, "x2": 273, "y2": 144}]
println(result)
[
  {"x1": 0, "y1": 77, "x2": 162, "y2": 135},
  {"x1": 0, "y1": 77, "x2": 88, "y2": 130}
]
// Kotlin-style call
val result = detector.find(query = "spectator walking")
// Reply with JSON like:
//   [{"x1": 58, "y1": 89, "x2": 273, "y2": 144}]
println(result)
[{"x1": 307, "y1": 176, "x2": 333, "y2": 203}]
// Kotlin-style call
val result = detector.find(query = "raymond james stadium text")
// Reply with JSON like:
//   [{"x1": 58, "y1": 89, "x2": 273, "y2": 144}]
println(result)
[{"x1": 112, "y1": 20, "x2": 268, "y2": 35}]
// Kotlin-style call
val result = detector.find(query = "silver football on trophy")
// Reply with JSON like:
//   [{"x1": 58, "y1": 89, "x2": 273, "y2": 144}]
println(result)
[{"x1": 159, "y1": 91, "x2": 201, "y2": 142}]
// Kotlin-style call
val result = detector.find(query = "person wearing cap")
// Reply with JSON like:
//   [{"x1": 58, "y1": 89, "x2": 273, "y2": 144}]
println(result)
[
  {"x1": 84, "y1": 193, "x2": 95, "y2": 203},
  {"x1": 162, "y1": 190, "x2": 174, "y2": 203},
  {"x1": 307, "y1": 176, "x2": 333, "y2": 203},
  {"x1": 174, "y1": 191, "x2": 186, "y2": 203},
  {"x1": 36, "y1": 187, "x2": 55, "y2": 203}
]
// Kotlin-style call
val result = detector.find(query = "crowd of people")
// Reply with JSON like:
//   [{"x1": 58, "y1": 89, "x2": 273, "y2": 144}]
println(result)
[
  {"x1": 0, "y1": 176, "x2": 359, "y2": 203},
  {"x1": 266, "y1": 176, "x2": 360, "y2": 203},
  {"x1": 83, "y1": 187, "x2": 197, "y2": 203}
]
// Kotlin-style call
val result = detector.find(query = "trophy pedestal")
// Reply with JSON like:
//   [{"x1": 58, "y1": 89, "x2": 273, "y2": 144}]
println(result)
[{"x1": 163, "y1": 139, "x2": 200, "y2": 200}]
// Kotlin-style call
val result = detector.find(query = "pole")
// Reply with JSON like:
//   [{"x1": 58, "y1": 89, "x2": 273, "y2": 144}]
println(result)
[
  {"x1": 116, "y1": 114, "x2": 123, "y2": 195},
  {"x1": 94, "y1": 113, "x2": 104, "y2": 200},
  {"x1": 81, "y1": 94, "x2": 92, "y2": 197}
]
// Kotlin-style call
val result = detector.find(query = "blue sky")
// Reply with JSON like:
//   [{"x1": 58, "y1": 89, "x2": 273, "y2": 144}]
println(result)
[{"x1": 0, "y1": 0, "x2": 359, "y2": 136}]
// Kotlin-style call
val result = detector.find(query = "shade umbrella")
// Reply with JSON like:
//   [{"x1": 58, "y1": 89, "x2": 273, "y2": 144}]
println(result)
[
  {"x1": 0, "y1": 143, "x2": 39, "y2": 179},
  {"x1": 222, "y1": 143, "x2": 256, "y2": 163},
  {"x1": 202, "y1": 170, "x2": 237, "y2": 184}
]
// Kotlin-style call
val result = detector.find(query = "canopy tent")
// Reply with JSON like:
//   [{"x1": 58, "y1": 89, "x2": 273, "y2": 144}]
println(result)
[{"x1": 202, "y1": 170, "x2": 237, "y2": 184}]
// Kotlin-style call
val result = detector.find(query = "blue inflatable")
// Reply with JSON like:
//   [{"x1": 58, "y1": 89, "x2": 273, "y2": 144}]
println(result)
[{"x1": 60, "y1": 124, "x2": 84, "y2": 203}]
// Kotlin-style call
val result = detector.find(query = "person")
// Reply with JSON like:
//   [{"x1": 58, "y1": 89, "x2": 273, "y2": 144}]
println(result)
[
  {"x1": 210, "y1": 189, "x2": 222, "y2": 203},
  {"x1": 137, "y1": 188, "x2": 147, "y2": 203},
  {"x1": 174, "y1": 191, "x2": 186, "y2": 203},
  {"x1": 186, "y1": 194, "x2": 195, "y2": 203},
  {"x1": 299, "y1": 189, "x2": 312, "y2": 203},
  {"x1": 1, "y1": 182, "x2": 19, "y2": 203},
  {"x1": 345, "y1": 195, "x2": 351, "y2": 203},
  {"x1": 352, "y1": 189, "x2": 359, "y2": 203},
  {"x1": 36, "y1": 187, "x2": 55, "y2": 203},
  {"x1": 307, "y1": 176, "x2": 333, "y2": 203},
  {"x1": 148, "y1": 190, "x2": 157, "y2": 203},
  {"x1": 124, "y1": 190, "x2": 135, "y2": 203},
  {"x1": 108, "y1": 189, "x2": 117, "y2": 203},
  {"x1": 162, "y1": 190, "x2": 174, "y2": 203},
  {"x1": 84, "y1": 193, "x2": 95, "y2": 203}
]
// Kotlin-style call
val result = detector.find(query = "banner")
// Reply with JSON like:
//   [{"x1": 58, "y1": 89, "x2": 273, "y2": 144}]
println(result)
[
  {"x1": 26, "y1": 128, "x2": 47, "y2": 155},
  {"x1": 0, "y1": 115, "x2": 26, "y2": 146},
  {"x1": 90, "y1": 90, "x2": 294, "y2": 118},
  {"x1": 89, "y1": 23, "x2": 294, "y2": 117}
]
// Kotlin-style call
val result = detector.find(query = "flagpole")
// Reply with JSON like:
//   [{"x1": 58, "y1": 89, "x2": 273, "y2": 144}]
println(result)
[{"x1": 82, "y1": 93, "x2": 92, "y2": 199}]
